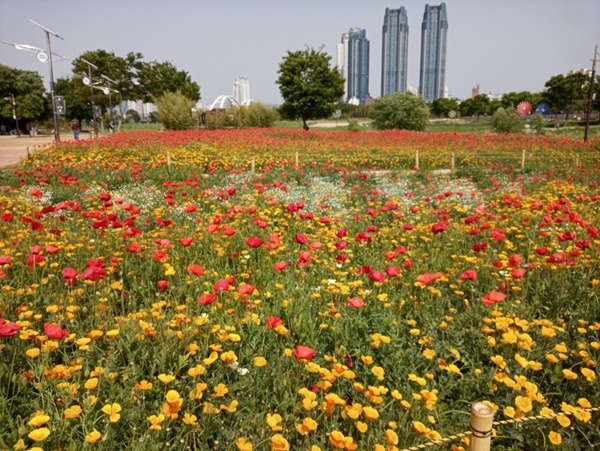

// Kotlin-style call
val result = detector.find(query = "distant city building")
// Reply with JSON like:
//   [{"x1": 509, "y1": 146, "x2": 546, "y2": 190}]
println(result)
[
  {"x1": 121, "y1": 100, "x2": 157, "y2": 120},
  {"x1": 381, "y1": 7, "x2": 409, "y2": 97},
  {"x1": 233, "y1": 77, "x2": 251, "y2": 105},
  {"x1": 338, "y1": 28, "x2": 370, "y2": 104},
  {"x1": 418, "y1": 3, "x2": 448, "y2": 102},
  {"x1": 336, "y1": 32, "x2": 350, "y2": 102},
  {"x1": 472, "y1": 84, "x2": 479, "y2": 98}
]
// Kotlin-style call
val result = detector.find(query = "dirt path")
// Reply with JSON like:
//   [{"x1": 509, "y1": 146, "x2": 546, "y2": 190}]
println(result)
[{"x1": 0, "y1": 135, "x2": 59, "y2": 167}]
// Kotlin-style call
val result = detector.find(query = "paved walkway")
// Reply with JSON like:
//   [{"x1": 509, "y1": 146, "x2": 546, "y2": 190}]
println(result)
[{"x1": 0, "y1": 134, "x2": 58, "y2": 167}]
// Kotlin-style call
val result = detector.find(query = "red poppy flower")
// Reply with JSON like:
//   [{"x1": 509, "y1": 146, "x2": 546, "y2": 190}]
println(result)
[
  {"x1": 404, "y1": 259, "x2": 414, "y2": 269},
  {"x1": 348, "y1": 297, "x2": 364, "y2": 308},
  {"x1": 62, "y1": 267, "x2": 78, "y2": 285},
  {"x1": 44, "y1": 323, "x2": 69, "y2": 340},
  {"x1": 152, "y1": 250, "x2": 168, "y2": 262},
  {"x1": 297, "y1": 251, "x2": 311, "y2": 266},
  {"x1": 416, "y1": 272, "x2": 443, "y2": 285},
  {"x1": 385, "y1": 266, "x2": 401, "y2": 277},
  {"x1": 0, "y1": 256, "x2": 12, "y2": 266},
  {"x1": 511, "y1": 269, "x2": 527, "y2": 279},
  {"x1": 472, "y1": 242, "x2": 487, "y2": 253},
  {"x1": 179, "y1": 237, "x2": 193, "y2": 247},
  {"x1": 293, "y1": 345, "x2": 316, "y2": 362},
  {"x1": 368, "y1": 270, "x2": 386, "y2": 282},
  {"x1": 508, "y1": 254, "x2": 522, "y2": 268},
  {"x1": 357, "y1": 265, "x2": 372, "y2": 275},
  {"x1": 266, "y1": 316, "x2": 283, "y2": 328},
  {"x1": 187, "y1": 264, "x2": 205, "y2": 277},
  {"x1": 431, "y1": 222, "x2": 446, "y2": 234},
  {"x1": 45, "y1": 245, "x2": 59, "y2": 255},
  {"x1": 481, "y1": 291, "x2": 506, "y2": 306},
  {"x1": 558, "y1": 231, "x2": 576, "y2": 242},
  {"x1": 157, "y1": 280, "x2": 168, "y2": 291},
  {"x1": 336, "y1": 229, "x2": 347, "y2": 238},
  {"x1": 198, "y1": 293, "x2": 218, "y2": 305},
  {"x1": 295, "y1": 233, "x2": 308, "y2": 244},
  {"x1": 309, "y1": 242, "x2": 323, "y2": 251},
  {"x1": 0, "y1": 213, "x2": 14, "y2": 222},
  {"x1": 490, "y1": 229, "x2": 505, "y2": 242},
  {"x1": 460, "y1": 270, "x2": 477, "y2": 281},
  {"x1": 535, "y1": 247, "x2": 549, "y2": 255},
  {"x1": 126, "y1": 243, "x2": 142, "y2": 253},
  {"x1": 213, "y1": 279, "x2": 231, "y2": 292},
  {"x1": 183, "y1": 204, "x2": 197, "y2": 213},
  {"x1": 0, "y1": 318, "x2": 20, "y2": 338},
  {"x1": 273, "y1": 261, "x2": 288, "y2": 271},
  {"x1": 155, "y1": 239, "x2": 171, "y2": 248},
  {"x1": 246, "y1": 236, "x2": 264, "y2": 248},
  {"x1": 237, "y1": 284, "x2": 255, "y2": 296},
  {"x1": 222, "y1": 226, "x2": 236, "y2": 236}
]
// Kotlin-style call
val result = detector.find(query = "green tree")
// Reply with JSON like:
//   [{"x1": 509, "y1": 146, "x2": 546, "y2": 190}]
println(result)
[
  {"x1": 370, "y1": 92, "x2": 429, "y2": 131},
  {"x1": 155, "y1": 91, "x2": 195, "y2": 130},
  {"x1": 500, "y1": 91, "x2": 542, "y2": 109},
  {"x1": 460, "y1": 94, "x2": 490, "y2": 119},
  {"x1": 0, "y1": 65, "x2": 48, "y2": 127},
  {"x1": 543, "y1": 72, "x2": 588, "y2": 124},
  {"x1": 276, "y1": 47, "x2": 344, "y2": 130},
  {"x1": 137, "y1": 61, "x2": 200, "y2": 103},
  {"x1": 490, "y1": 107, "x2": 523, "y2": 134},
  {"x1": 430, "y1": 97, "x2": 460, "y2": 118}
]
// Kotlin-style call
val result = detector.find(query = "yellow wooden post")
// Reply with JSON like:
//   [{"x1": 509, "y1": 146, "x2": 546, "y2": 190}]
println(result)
[
  {"x1": 167, "y1": 151, "x2": 171, "y2": 167},
  {"x1": 295, "y1": 152, "x2": 299, "y2": 167},
  {"x1": 251, "y1": 156, "x2": 255, "y2": 173},
  {"x1": 415, "y1": 150, "x2": 419, "y2": 169},
  {"x1": 521, "y1": 149, "x2": 525, "y2": 171},
  {"x1": 469, "y1": 402, "x2": 494, "y2": 451},
  {"x1": 451, "y1": 152, "x2": 455, "y2": 171}
]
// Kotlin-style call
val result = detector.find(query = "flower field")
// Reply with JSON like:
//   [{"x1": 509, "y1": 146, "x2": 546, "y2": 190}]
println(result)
[{"x1": 1, "y1": 129, "x2": 600, "y2": 450}]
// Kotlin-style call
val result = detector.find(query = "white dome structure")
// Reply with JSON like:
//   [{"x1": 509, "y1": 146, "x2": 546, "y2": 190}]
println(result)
[
  {"x1": 208, "y1": 95, "x2": 240, "y2": 110},
  {"x1": 240, "y1": 99, "x2": 253, "y2": 107}
]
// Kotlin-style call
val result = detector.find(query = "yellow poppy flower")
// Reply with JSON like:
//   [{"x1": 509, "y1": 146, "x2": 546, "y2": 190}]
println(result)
[
  {"x1": 101, "y1": 403, "x2": 121, "y2": 422},
  {"x1": 85, "y1": 430, "x2": 101, "y2": 444},
  {"x1": 28, "y1": 428, "x2": 51, "y2": 442}
]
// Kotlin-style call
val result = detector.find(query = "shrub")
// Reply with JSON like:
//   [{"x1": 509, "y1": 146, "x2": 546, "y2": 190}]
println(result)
[
  {"x1": 371, "y1": 92, "x2": 429, "y2": 131},
  {"x1": 155, "y1": 91, "x2": 195, "y2": 130},
  {"x1": 490, "y1": 107, "x2": 524, "y2": 134}
]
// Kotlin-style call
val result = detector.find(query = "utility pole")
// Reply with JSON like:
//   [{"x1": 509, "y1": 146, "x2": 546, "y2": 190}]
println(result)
[
  {"x1": 30, "y1": 19, "x2": 64, "y2": 142},
  {"x1": 584, "y1": 45, "x2": 598, "y2": 142}
]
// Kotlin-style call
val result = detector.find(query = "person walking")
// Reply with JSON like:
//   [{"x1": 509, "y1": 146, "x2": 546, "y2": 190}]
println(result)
[{"x1": 71, "y1": 119, "x2": 80, "y2": 140}]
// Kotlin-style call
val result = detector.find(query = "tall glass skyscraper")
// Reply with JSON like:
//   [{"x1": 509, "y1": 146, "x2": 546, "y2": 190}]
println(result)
[
  {"x1": 418, "y1": 3, "x2": 448, "y2": 102},
  {"x1": 381, "y1": 7, "x2": 409, "y2": 97},
  {"x1": 337, "y1": 28, "x2": 370, "y2": 104}
]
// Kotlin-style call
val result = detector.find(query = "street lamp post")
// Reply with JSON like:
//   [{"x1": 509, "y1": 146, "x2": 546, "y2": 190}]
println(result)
[
  {"x1": 4, "y1": 94, "x2": 21, "y2": 137},
  {"x1": 81, "y1": 58, "x2": 99, "y2": 138},
  {"x1": 29, "y1": 19, "x2": 64, "y2": 143},
  {"x1": 101, "y1": 75, "x2": 116, "y2": 129},
  {"x1": 584, "y1": 45, "x2": 598, "y2": 143}
]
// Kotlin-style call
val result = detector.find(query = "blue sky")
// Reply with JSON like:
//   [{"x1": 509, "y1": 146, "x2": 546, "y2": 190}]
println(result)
[{"x1": 1, "y1": 0, "x2": 598, "y2": 106}]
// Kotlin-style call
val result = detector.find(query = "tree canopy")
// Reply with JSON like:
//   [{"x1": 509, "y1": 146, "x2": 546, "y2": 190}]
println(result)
[
  {"x1": 0, "y1": 65, "x2": 48, "y2": 127},
  {"x1": 55, "y1": 49, "x2": 200, "y2": 123},
  {"x1": 371, "y1": 92, "x2": 429, "y2": 131},
  {"x1": 276, "y1": 48, "x2": 344, "y2": 130},
  {"x1": 543, "y1": 72, "x2": 589, "y2": 123}
]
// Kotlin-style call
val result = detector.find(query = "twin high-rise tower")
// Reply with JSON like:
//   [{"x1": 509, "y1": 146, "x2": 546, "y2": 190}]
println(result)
[{"x1": 338, "y1": 3, "x2": 448, "y2": 104}]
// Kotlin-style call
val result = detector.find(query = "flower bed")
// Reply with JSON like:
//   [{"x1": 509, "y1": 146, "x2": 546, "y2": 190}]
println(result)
[{"x1": 1, "y1": 129, "x2": 599, "y2": 450}]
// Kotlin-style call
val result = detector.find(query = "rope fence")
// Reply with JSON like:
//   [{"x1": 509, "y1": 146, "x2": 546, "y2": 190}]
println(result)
[
  {"x1": 398, "y1": 403, "x2": 600, "y2": 451},
  {"x1": 164, "y1": 149, "x2": 600, "y2": 174}
]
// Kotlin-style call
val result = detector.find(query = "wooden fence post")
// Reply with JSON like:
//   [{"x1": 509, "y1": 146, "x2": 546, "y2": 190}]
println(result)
[
  {"x1": 295, "y1": 152, "x2": 299, "y2": 167},
  {"x1": 167, "y1": 151, "x2": 171, "y2": 167},
  {"x1": 251, "y1": 156, "x2": 255, "y2": 174},
  {"x1": 415, "y1": 150, "x2": 419, "y2": 169},
  {"x1": 521, "y1": 149, "x2": 525, "y2": 171},
  {"x1": 451, "y1": 152, "x2": 455, "y2": 171},
  {"x1": 469, "y1": 402, "x2": 494, "y2": 451},
  {"x1": 575, "y1": 155, "x2": 579, "y2": 167}
]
